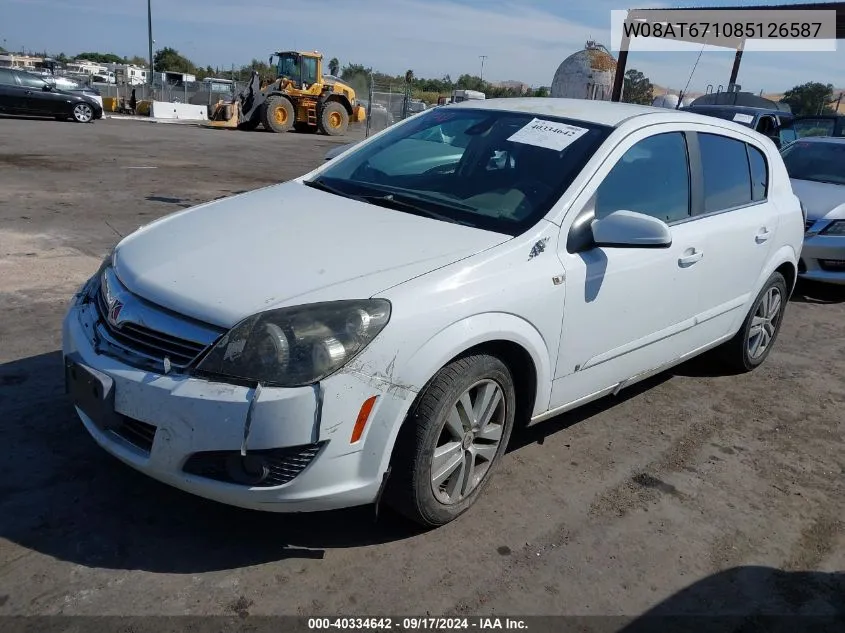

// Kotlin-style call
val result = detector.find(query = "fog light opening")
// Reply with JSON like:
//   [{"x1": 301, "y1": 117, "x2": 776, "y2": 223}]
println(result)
[
  {"x1": 224, "y1": 453, "x2": 271, "y2": 485},
  {"x1": 351, "y1": 395, "x2": 378, "y2": 444}
]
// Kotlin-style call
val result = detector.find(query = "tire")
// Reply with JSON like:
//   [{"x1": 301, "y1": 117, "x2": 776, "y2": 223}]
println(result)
[
  {"x1": 384, "y1": 354, "x2": 516, "y2": 527},
  {"x1": 318, "y1": 101, "x2": 349, "y2": 136},
  {"x1": 716, "y1": 271, "x2": 788, "y2": 372},
  {"x1": 261, "y1": 96, "x2": 294, "y2": 133},
  {"x1": 71, "y1": 103, "x2": 94, "y2": 123}
]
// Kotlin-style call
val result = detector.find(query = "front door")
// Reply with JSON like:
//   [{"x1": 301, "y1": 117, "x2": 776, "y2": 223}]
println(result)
[
  {"x1": 14, "y1": 72, "x2": 64, "y2": 115},
  {"x1": 550, "y1": 128, "x2": 710, "y2": 409}
]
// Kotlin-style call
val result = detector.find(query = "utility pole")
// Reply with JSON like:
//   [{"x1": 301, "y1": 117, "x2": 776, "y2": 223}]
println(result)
[
  {"x1": 147, "y1": 0, "x2": 153, "y2": 85},
  {"x1": 479, "y1": 55, "x2": 487, "y2": 82}
]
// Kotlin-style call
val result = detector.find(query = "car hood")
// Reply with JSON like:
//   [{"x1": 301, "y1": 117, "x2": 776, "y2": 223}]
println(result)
[
  {"x1": 112, "y1": 181, "x2": 510, "y2": 328},
  {"x1": 790, "y1": 178, "x2": 845, "y2": 220}
]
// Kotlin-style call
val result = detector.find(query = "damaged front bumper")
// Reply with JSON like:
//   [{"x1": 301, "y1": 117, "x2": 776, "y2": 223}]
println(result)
[{"x1": 61, "y1": 283, "x2": 413, "y2": 513}]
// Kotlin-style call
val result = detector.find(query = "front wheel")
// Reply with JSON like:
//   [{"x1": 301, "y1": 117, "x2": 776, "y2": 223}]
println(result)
[
  {"x1": 716, "y1": 271, "x2": 788, "y2": 372},
  {"x1": 71, "y1": 103, "x2": 94, "y2": 123},
  {"x1": 385, "y1": 354, "x2": 516, "y2": 527},
  {"x1": 318, "y1": 101, "x2": 349, "y2": 136},
  {"x1": 261, "y1": 96, "x2": 294, "y2": 133}
]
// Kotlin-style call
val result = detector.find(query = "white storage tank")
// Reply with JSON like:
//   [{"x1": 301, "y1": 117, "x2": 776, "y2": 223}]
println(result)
[
  {"x1": 652, "y1": 94, "x2": 680, "y2": 109},
  {"x1": 551, "y1": 41, "x2": 617, "y2": 101}
]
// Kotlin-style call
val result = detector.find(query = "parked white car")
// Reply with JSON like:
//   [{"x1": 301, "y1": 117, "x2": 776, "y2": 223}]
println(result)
[
  {"x1": 781, "y1": 136, "x2": 845, "y2": 285},
  {"x1": 63, "y1": 98, "x2": 804, "y2": 527}
]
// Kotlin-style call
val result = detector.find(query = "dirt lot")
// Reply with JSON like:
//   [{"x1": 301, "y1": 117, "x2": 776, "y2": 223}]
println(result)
[{"x1": 0, "y1": 116, "x2": 843, "y2": 625}]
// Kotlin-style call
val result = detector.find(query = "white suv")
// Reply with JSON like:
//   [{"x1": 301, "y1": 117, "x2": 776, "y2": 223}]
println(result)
[{"x1": 63, "y1": 98, "x2": 804, "y2": 527}]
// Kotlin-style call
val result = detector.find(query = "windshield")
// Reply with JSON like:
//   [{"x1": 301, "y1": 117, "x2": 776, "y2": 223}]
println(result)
[
  {"x1": 310, "y1": 108, "x2": 612, "y2": 235},
  {"x1": 781, "y1": 140, "x2": 845, "y2": 185},
  {"x1": 276, "y1": 53, "x2": 300, "y2": 80}
]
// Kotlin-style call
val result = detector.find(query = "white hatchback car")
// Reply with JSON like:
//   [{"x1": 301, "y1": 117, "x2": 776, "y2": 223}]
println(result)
[{"x1": 63, "y1": 98, "x2": 804, "y2": 527}]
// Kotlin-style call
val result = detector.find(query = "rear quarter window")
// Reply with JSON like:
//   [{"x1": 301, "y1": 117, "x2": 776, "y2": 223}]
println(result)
[{"x1": 747, "y1": 144, "x2": 768, "y2": 201}]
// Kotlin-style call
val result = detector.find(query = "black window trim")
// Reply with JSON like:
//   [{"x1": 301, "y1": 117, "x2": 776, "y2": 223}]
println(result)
[{"x1": 672, "y1": 131, "x2": 769, "y2": 226}]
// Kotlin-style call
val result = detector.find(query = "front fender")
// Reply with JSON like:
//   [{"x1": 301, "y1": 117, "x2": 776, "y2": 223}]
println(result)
[{"x1": 350, "y1": 312, "x2": 554, "y2": 481}]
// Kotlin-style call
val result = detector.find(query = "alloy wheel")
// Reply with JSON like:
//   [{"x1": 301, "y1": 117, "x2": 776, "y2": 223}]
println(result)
[
  {"x1": 74, "y1": 104, "x2": 93, "y2": 123},
  {"x1": 430, "y1": 379, "x2": 505, "y2": 505},
  {"x1": 747, "y1": 286, "x2": 782, "y2": 359}
]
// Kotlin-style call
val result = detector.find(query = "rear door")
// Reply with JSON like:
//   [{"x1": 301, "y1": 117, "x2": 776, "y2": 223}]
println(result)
[
  {"x1": 684, "y1": 131, "x2": 779, "y2": 337},
  {"x1": 0, "y1": 68, "x2": 25, "y2": 112}
]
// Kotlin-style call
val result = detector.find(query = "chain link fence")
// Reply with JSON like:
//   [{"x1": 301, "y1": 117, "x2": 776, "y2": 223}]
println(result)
[{"x1": 363, "y1": 76, "x2": 430, "y2": 137}]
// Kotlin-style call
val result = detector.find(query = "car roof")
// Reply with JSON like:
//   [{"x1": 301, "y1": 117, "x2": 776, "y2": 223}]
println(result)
[
  {"x1": 786, "y1": 135, "x2": 845, "y2": 145},
  {"x1": 445, "y1": 97, "x2": 765, "y2": 131},
  {"x1": 686, "y1": 104, "x2": 788, "y2": 117}
]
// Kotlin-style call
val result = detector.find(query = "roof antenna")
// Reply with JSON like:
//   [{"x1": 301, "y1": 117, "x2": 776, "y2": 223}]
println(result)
[{"x1": 679, "y1": 35, "x2": 708, "y2": 109}]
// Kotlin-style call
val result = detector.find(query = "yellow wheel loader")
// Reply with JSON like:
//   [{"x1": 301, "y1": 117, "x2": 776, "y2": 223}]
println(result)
[{"x1": 206, "y1": 50, "x2": 366, "y2": 136}]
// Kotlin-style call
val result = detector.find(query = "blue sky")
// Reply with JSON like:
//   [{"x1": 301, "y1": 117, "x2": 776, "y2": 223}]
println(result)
[{"x1": 3, "y1": 0, "x2": 842, "y2": 93}]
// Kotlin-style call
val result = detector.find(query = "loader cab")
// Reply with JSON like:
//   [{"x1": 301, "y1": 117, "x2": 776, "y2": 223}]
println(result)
[{"x1": 272, "y1": 51, "x2": 320, "y2": 90}]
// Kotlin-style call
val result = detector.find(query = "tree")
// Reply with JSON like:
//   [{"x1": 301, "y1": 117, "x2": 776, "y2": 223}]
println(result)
[
  {"x1": 622, "y1": 69, "x2": 653, "y2": 105},
  {"x1": 780, "y1": 81, "x2": 836, "y2": 116},
  {"x1": 128, "y1": 55, "x2": 148, "y2": 67},
  {"x1": 76, "y1": 52, "x2": 126, "y2": 64},
  {"x1": 153, "y1": 47, "x2": 197, "y2": 75},
  {"x1": 328, "y1": 57, "x2": 339, "y2": 76},
  {"x1": 533, "y1": 86, "x2": 550, "y2": 98}
]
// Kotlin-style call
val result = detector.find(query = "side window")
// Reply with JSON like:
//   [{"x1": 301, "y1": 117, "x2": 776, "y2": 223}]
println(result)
[
  {"x1": 595, "y1": 132, "x2": 690, "y2": 224},
  {"x1": 15, "y1": 73, "x2": 46, "y2": 89},
  {"x1": 747, "y1": 144, "x2": 768, "y2": 201},
  {"x1": 0, "y1": 69, "x2": 14, "y2": 85},
  {"x1": 699, "y1": 133, "x2": 752, "y2": 213}
]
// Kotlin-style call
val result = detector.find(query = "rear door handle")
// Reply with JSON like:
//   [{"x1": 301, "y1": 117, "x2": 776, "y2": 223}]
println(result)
[
  {"x1": 755, "y1": 228, "x2": 771, "y2": 243},
  {"x1": 678, "y1": 249, "x2": 704, "y2": 267}
]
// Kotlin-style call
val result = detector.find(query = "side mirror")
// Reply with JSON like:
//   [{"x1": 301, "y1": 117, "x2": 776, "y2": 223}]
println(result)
[
  {"x1": 324, "y1": 142, "x2": 357, "y2": 161},
  {"x1": 591, "y1": 210, "x2": 672, "y2": 248}
]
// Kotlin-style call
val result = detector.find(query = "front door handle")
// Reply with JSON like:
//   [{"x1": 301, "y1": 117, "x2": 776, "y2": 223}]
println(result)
[
  {"x1": 678, "y1": 249, "x2": 704, "y2": 267},
  {"x1": 755, "y1": 228, "x2": 771, "y2": 244},
  {"x1": 25, "y1": 90, "x2": 32, "y2": 95}
]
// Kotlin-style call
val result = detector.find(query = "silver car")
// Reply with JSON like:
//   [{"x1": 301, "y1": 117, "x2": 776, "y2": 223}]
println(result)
[{"x1": 782, "y1": 137, "x2": 845, "y2": 285}]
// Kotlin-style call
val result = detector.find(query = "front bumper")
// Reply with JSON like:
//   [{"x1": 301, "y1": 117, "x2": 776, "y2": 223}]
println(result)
[
  {"x1": 799, "y1": 231, "x2": 845, "y2": 285},
  {"x1": 62, "y1": 289, "x2": 414, "y2": 513}
]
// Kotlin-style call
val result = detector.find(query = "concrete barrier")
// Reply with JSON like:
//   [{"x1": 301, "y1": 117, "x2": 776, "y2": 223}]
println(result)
[{"x1": 149, "y1": 101, "x2": 209, "y2": 121}]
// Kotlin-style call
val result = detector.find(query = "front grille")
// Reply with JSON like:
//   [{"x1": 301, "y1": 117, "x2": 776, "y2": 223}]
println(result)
[
  {"x1": 93, "y1": 270, "x2": 223, "y2": 370},
  {"x1": 182, "y1": 443, "x2": 325, "y2": 488},
  {"x1": 111, "y1": 417, "x2": 157, "y2": 453}
]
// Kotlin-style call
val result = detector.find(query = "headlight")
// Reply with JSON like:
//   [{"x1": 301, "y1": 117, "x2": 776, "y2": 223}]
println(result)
[
  {"x1": 194, "y1": 299, "x2": 391, "y2": 387},
  {"x1": 820, "y1": 220, "x2": 845, "y2": 236}
]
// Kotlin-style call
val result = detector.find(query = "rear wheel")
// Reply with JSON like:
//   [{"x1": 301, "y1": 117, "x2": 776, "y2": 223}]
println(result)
[
  {"x1": 318, "y1": 101, "x2": 349, "y2": 136},
  {"x1": 261, "y1": 96, "x2": 294, "y2": 133},
  {"x1": 385, "y1": 354, "x2": 516, "y2": 527},
  {"x1": 716, "y1": 271, "x2": 788, "y2": 372},
  {"x1": 72, "y1": 103, "x2": 94, "y2": 123}
]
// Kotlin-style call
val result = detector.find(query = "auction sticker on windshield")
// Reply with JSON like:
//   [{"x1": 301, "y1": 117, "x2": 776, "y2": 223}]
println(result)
[
  {"x1": 733, "y1": 113, "x2": 755, "y2": 124},
  {"x1": 507, "y1": 118, "x2": 589, "y2": 151}
]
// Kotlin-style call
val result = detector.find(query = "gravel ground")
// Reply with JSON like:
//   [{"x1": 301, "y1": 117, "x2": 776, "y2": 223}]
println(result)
[{"x1": 0, "y1": 116, "x2": 842, "y2": 626}]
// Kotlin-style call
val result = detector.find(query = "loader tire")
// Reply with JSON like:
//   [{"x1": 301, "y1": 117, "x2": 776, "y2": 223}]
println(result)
[
  {"x1": 318, "y1": 101, "x2": 349, "y2": 136},
  {"x1": 262, "y1": 96, "x2": 294, "y2": 133}
]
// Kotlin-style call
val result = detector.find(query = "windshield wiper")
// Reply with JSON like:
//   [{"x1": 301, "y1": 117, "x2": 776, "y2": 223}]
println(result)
[
  {"x1": 303, "y1": 178, "x2": 364, "y2": 201},
  {"x1": 356, "y1": 192, "x2": 473, "y2": 226}
]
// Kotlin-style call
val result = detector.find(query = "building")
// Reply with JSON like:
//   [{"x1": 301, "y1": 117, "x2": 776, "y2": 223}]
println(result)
[
  {"x1": 0, "y1": 53, "x2": 44, "y2": 70},
  {"x1": 550, "y1": 41, "x2": 617, "y2": 101}
]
